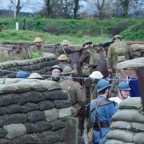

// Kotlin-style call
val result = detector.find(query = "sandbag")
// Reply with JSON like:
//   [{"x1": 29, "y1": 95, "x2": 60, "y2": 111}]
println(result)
[
  {"x1": 130, "y1": 122, "x2": 144, "y2": 132},
  {"x1": 0, "y1": 114, "x2": 27, "y2": 125},
  {"x1": 38, "y1": 100, "x2": 55, "y2": 110},
  {"x1": 4, "y1": 123, "x2": 26, "y2": 139},
  {"x1": 12, "y1": 133, "x2": 42, "y2": 144},
  {"x1": 110, "y1": 121, "x2": 131, "y2": 130},
  {"x1": 23, "y1": 103, "x2": 39, "y2": 113},
  {"x1": 43, "y1": 90, "x2": 68, "y2": 100},
  {"x1": 53, "y1": 100, "x2": 71, "y2": 109},
  {"x1": 106, "y1": 139, "x2": 134, "y2": 144},
  {"x1": 134, "y1": 132, "x2": 144, "y2": 144},
  {"x1": 107, "y1": 129, "x2": 134, "y2": 143},
  {"x1": 130, "y1": 44, "x2": 144, "y2": 52},
  {"x1": 112, "y1": 109, "x2": 144, "y2": 123},
  {"x1": 0, "y1": 93, "x2": 20, "y2": 107},
  {"x1": 116, "y1": 57, "x2": 144, "y2": 70},
  {"x1": 42, "y1": 131, "x2": 60, "y2": 144},
  {"x1": 27, "y1": 110, "x2": 45, "y2": 122},
  {"x1": 19, "y1": 91, "x2": 45, "y2": 105},
  {"x1": 118, "y1": 97, "x2": 142, "y2": 109},
  {"x1": 50, "y1": 119, "x2": 65, "y2": 131},
  {"x1": 25, "y1": 121, "x2": 51, "y2": 133}
]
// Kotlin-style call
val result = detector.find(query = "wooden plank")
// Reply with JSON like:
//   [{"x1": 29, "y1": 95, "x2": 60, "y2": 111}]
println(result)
[{"x1": 136, "y1": 67, "x2": 144, "y2": 111}]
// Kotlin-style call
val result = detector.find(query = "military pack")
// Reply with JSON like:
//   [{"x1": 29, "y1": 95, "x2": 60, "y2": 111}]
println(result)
[
  {"x1": 114, "y1": 44, "x2": 127, "y2": 62},
  {"x1": 88, "y1": 49, "x2": 99, "y2": 66}
]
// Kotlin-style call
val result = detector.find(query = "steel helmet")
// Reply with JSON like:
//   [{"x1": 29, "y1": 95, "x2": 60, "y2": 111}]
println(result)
[
  {"x1": 34, "y1": 37, "x2": 42, "y2": 43},
  {"x1": 50, "y1": 65, "x2": 63, "y2": 72},
  {"x1": 113, "y1": 35, "x2": 123, "y2": 41},
  {"x1": 82, "y1": 40, "x2": 92, "y2": 47},
  {"x1": 89, "y1": 71, "x2": 103, "y2": 79},
  {"x1": 16, "y1": 70, "x2": 29, "y2": 79},
  {"x1": 97, "y1": 79, "x2": 111, "y2": 93},
  {"x1": 28, "y1": 73, "x2": 42, "y2": 79},
  {"x1": 58, "y1": 54, "x2": 68, "y2": 60},
  {"x1": 118, "y1": 81, "x2": 131, "y2": 91},
  {"x1": 61, "y1": 40, "x2": 70, "y2": 46},
  {"x1": 61, "y1": 66, "x2": 74, "y2": 75}
]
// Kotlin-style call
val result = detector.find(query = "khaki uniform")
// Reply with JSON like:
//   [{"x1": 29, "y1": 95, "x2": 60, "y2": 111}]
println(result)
[
  {"x1": 60, "y1": 79, "x2": 86, "y2": 115},
  {"x1": 56, "y1": 46, "x2": 79, "y2": 57},
  {"x1": 107, "y1": 41, "x2": 133, "y2": 70},
  {"x1": 59, "y1": 62, "x2": 70, "y2": 70},
  {"x1": 30, "y1": 45, "x2": 45, "y2": 58},
  {"x1": 79, "y1": 46, "x2": 99, "y2": 76},
  {"x1": 91, "y1": 82, "x2": 98, "y2": 100}
]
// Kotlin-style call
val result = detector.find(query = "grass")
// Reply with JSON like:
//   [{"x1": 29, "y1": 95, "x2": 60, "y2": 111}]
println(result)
[{"x1": 0, "y1": 30, "x2": 111, "y2": 45}]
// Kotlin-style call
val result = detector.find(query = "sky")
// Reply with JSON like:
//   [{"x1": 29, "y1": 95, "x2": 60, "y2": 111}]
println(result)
[{"x1": 0, "y1": 0, "x2": 45, "y2": 13}]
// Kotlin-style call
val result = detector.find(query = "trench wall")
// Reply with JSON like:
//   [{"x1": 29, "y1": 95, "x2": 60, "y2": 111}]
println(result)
[
  {"x1": 0, "y1": 54, "x2": 58, "y2": 79},
  {"x1": 0, "y1": 79, "x2": 72, "y2": 144}
]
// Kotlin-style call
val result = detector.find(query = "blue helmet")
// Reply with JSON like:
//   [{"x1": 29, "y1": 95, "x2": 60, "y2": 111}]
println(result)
[
  {"x1": 16, "y1": 70, "x2": 29, "y2": 79},
  {"x1": 118, "y1": 81, "x2": 131, "y2": 91},
  {"x1": 97, "y1": 79, "x2": 111, "y2": 93}
]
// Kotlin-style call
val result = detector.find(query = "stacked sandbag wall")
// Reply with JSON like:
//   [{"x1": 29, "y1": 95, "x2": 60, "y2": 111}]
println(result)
[
  {"x1": 0, "y1": 55, "x2": 58, "y2": 79},
  {"x1": 106, "y1": 98, "x2": 144, "y2": 144},
  {"x1": 0, "y1": 79, "x2": 73, "y2": 144}
]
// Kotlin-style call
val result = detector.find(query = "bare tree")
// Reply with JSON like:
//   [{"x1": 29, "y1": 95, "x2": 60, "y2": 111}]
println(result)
[
  {"x1": 119, "y1": 0, "x2": 130, "y2": 17},
  {"x1": 9, "y1": 0, "x2": 44, "y2": 18},
  {"x1": 74, "y1": 0, "x2": 80, "y2": 18},
  {"x1": 129, "y1": 0, "x2": 144, "y2": 17}
]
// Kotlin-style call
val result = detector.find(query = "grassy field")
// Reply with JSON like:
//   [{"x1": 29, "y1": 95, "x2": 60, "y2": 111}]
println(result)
[{"x1": 0, "y1": 30, "x2": 111, "y2": 45}]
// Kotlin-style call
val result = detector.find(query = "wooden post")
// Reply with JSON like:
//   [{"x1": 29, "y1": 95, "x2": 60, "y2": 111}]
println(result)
[
  {"x1": 65, "y1": 117, "x2": 78, "y2": 144},
  {"x1": 136, "y1": 67, "x2": 144, "y2": 111}
]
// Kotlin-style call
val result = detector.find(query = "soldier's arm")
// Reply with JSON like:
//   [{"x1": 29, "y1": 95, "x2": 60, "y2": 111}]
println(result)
[
  {"x1": 65, "y1": 47, "x2": 79, "y2": 54},
  {"x1": 75, "y1": 83, "x2": 86, "y2": 107},
  {"x1": 79, "y1": 51, "x2": 90, "y2": 65},
  {"x1": 107, "y1": 46, "x2": 112, "y2": 69}
]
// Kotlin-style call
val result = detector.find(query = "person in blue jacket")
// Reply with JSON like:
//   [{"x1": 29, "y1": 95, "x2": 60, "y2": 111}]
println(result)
[{"x1": 90, "y1": 79, "x2": 117, "y2": 144}]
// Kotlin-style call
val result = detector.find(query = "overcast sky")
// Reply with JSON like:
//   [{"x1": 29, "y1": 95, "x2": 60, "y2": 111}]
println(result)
[{"x1": 0, "y1": 0, "x2": 45, "y2": 13}]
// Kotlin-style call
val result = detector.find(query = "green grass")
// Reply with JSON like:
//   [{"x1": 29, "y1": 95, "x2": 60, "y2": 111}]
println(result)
[{"x1": 0, "y1": 30, "x2": 110, "y2": 45}]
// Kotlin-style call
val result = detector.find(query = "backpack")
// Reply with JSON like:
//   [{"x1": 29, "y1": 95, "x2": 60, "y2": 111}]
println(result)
[
  {"x1": 88, "y1": 50, "x2": 100, "y2": 66},
  {"x1": 115, "y1": 45, "x2": 127, "y2": 62}
]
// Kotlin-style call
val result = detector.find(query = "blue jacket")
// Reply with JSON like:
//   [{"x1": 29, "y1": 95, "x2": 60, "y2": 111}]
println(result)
[{"x1": 90, "y1": 95, "x2": 117, "y2": 143}]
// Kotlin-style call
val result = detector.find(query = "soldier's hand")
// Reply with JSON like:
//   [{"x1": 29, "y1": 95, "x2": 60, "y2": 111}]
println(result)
[{"x1": 108, "y1": 68, "x2": 113, "y2": 72}]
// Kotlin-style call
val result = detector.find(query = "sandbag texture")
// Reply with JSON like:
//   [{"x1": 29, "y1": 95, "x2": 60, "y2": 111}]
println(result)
[
  {"x1": 106, "y1": 98, "x2": 144, "y2": 144},
  {"x1": 0, "y1": 79, "x2": 77, "y2": 144}
]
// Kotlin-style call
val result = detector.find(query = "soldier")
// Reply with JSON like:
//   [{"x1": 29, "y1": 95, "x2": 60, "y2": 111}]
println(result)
[
  {"x1": 89, "y1": 71, "x2": 104, "y2": 100},
  {"x1": 79, "y1": 40, "x2": 99, "y2": 103},
  {"x1": 109, "y1": 81, "x2": 131, "y2": 104},
  {"x1": 56, "y1": 39, "x2": 79, "y2": 57},
  {"x1": 30, "y1": 37, "x2": 45, "y2": 58},
  {"x1": 60, "y1": 66, "x2": 86, "y2": 135},
  {"x1": 90, "y1": 79, "x2": 117, "y2": 144},
  {"x1": 58, "y1": 54, "x2": 78, "y2": 75},
  {"x1": 58, "y1": 54, "x2": 70, "y2": 69},
  {"x1": 107, "y1": 35, "x2": 133, "y2": 75},
  {"x1": 49, "y1": 65, "x2": 63, "y2": 83}
]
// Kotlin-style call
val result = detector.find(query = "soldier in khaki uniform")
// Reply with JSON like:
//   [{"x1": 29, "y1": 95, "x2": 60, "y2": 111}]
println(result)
[
  {"x1": 107, "y1": 35, "x2": 133, "y2": 75},
  {"x1": 58, "y1": 54, "x2": 70, "y2": 70},
  {"x1": 79, "y1": 40, "x2": 99, "y2": 102},
  {"x1": 56, "y1": 40, "x2": 79, "y2": 57},
  {"x1": 58, "y1": 54, "x2": 78, "y2": 75},
  {"x1": 30, "y1": 37, "x2": 45, "y2": 58},
  {"x1": 60, "y1": 66, "x2": 86, "y2": 135}
]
